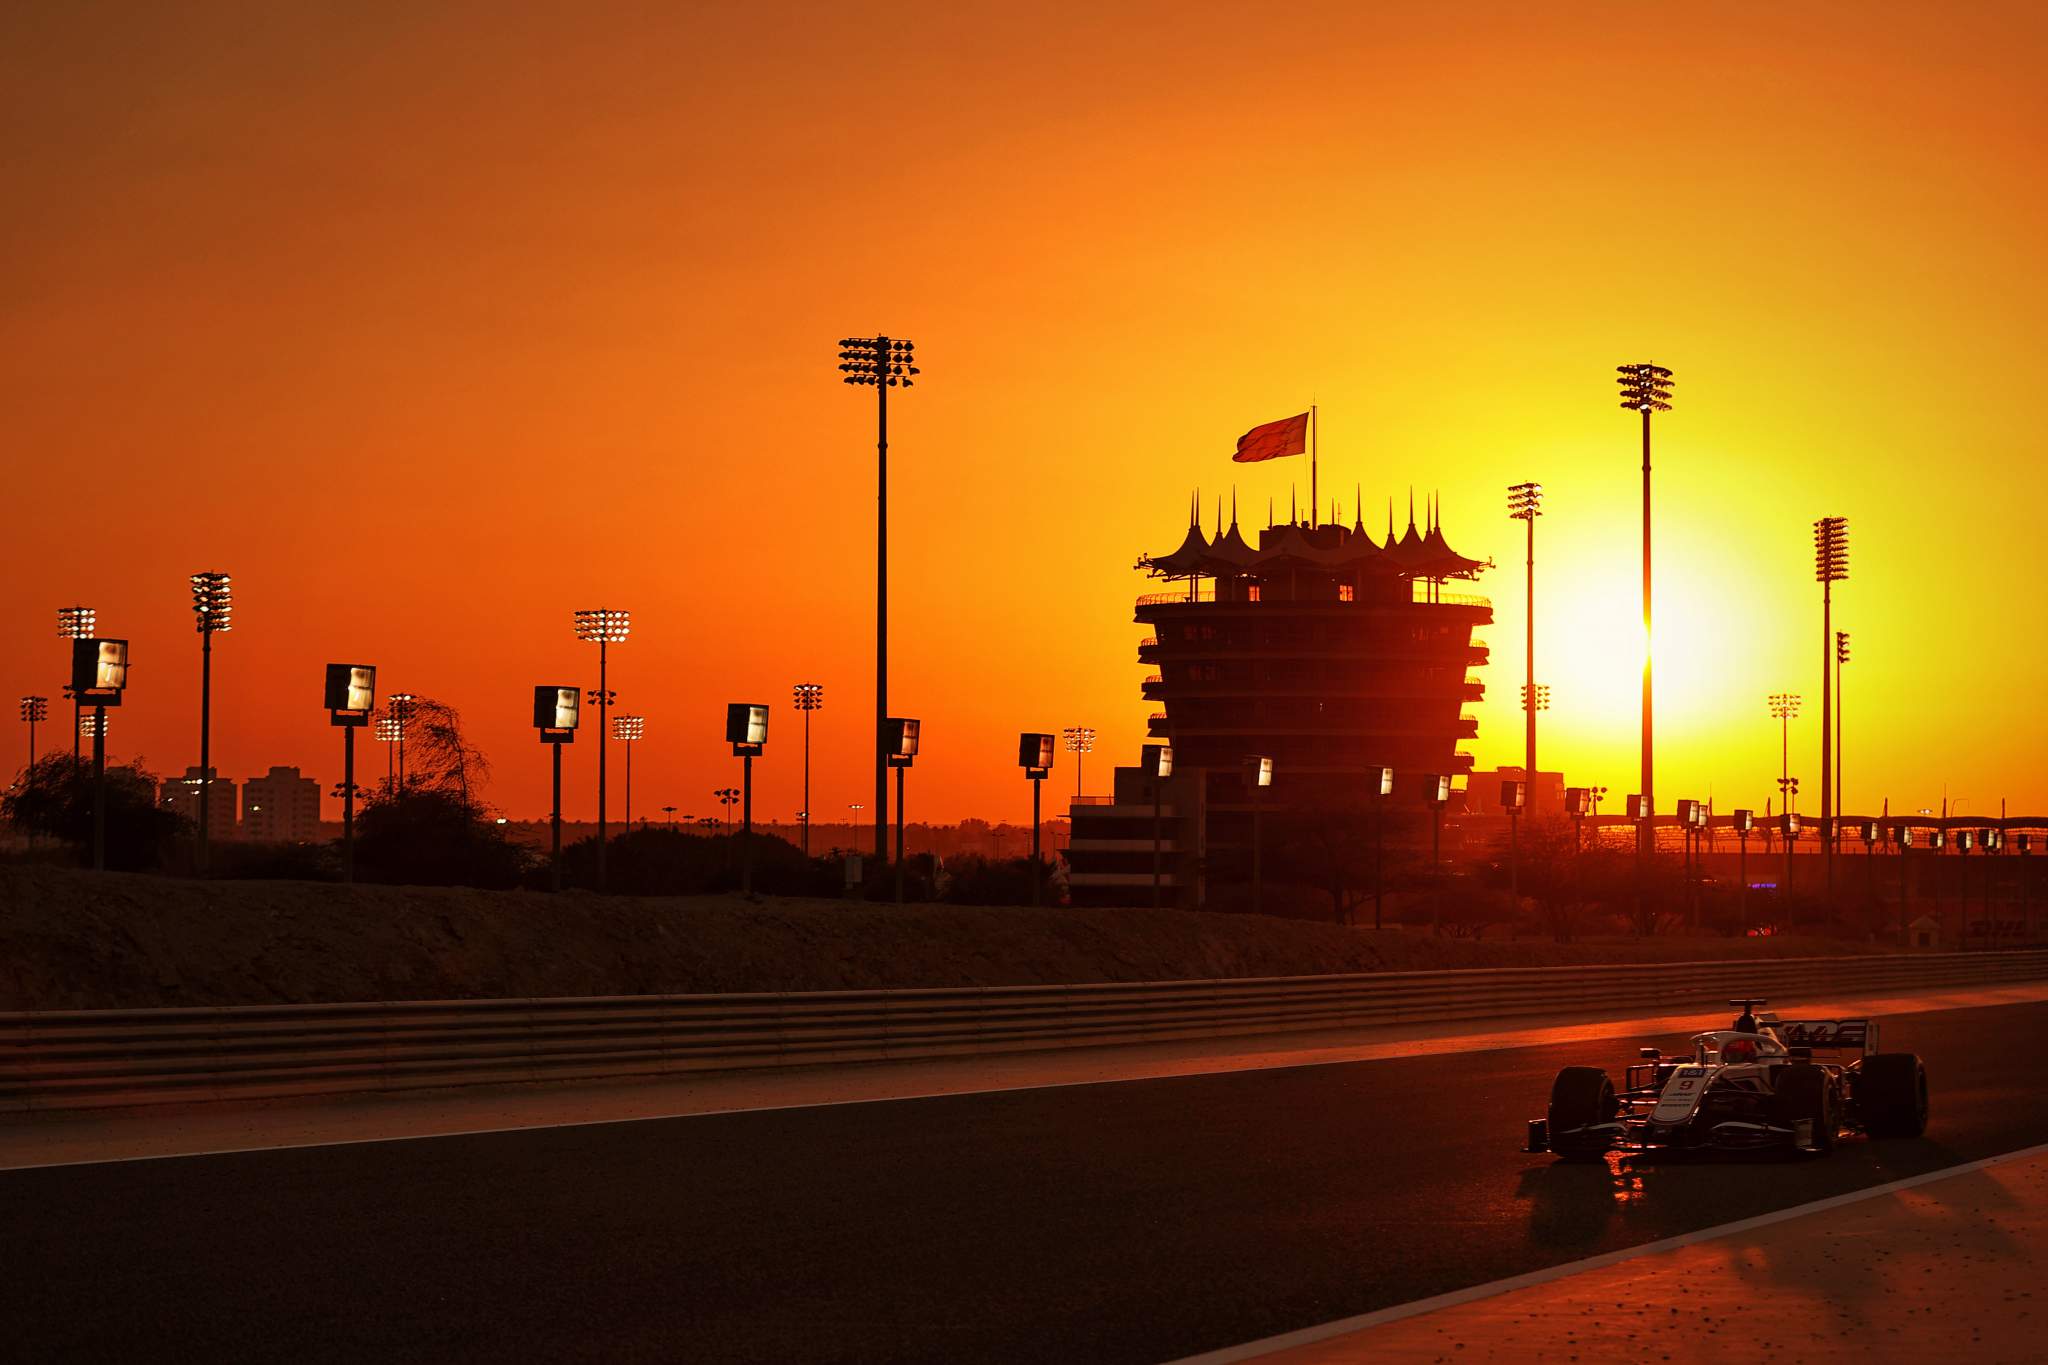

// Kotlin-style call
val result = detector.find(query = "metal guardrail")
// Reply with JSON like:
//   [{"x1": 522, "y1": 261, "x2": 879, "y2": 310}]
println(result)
[{"x1": 3, "y1": 951, "x2": 2043, "y2": 1112}]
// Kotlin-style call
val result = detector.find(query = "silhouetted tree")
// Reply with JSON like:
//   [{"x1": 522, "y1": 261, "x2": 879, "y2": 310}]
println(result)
[
  {"x1": 938, "y1": 854, "x2": 1047, "y2": 906},
  {"x1": 352, "y1": 698, "x2": 523, "y2": 887},
  {"x1": 2, "y1": 753, "x2": 185, "y2": 871}
]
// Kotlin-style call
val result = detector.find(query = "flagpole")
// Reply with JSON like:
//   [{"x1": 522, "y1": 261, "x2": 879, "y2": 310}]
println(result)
[{"x1": 1310, "y1": 405, "x2": 1318, "y2": 529}]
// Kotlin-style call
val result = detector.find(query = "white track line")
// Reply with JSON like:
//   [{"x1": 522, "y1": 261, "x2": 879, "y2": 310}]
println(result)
[{"x1": 1165, "y1": 1139, "x2": 2048, "y2": 1365}]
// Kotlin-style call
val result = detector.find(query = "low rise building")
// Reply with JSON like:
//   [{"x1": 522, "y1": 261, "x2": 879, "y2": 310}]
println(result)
[
  {"x1": 242, "y1": 766, "x2": 321, "y2": 842},
  {"x1": 158, "y1": 766, "x2": 238, "y2": 832}
]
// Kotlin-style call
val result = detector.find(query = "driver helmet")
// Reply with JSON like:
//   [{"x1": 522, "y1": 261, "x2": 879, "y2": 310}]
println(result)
[{"x1": 1721, "y1": 1036, "x2": 1760, "y2": 1064}]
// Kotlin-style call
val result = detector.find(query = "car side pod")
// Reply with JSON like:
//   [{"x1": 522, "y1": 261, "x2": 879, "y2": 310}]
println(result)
[{"x1": 1523, "y1": 1119, "x2": 1549, "y2": 1153}]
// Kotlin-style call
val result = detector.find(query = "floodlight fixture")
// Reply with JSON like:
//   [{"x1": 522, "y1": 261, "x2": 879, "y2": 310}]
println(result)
[
  {"x1": 190, "y1": 572, "x2": 233, "y2": 633},
  {"x1": 1521, "y1": 683, "x2": 1551, "y2": 712},
  {"x1": 1018, "y1": 732, "x2": 1055, "y2": 778},
  {"x1": 79, "y1": 711, "x2": 110, "y2": 739},
  {"x1": 885, "y1": 716, "x2": 920, "y2": 766},
  {"x1": 325, "y1": 665, "x2": 376, "y2": 721},
  {"x1": 21, "y1": 695, "x2": 48, "y2": 723},
  {"x1": 837, "y1": 336, "x2": 919, "y2": 389},
  {"x1": 1063, "y1": 725, "x2": 1096, "y2": 799},
  {"x1": 1615, "y1": 363, "x2": 1675, "y2": 413},
  {"x1": 612, "y1": 714, "x2": 645, "y2": 743},
  {"x1": 726, "y1": 703, "x2": 770, "y2": 750},
  {"x1": 56, "y1": 606, "x2": 96, "y2": 639},
  {"x1": 1814, "y1": 517, "x2": 1849, "y2": 585},
  {"x1": 1507, "y1": 483, "x2": 1543, "y2": 520},
  {"x1": 71, "y1": 638, "x2": 129, "y2": 703},
  {"x1": 573, "y1": 609, "x2": 632, "y2": 643}
]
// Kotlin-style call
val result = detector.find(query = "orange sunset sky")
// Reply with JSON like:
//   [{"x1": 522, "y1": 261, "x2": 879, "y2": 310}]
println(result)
[{"x1": 4, "y1": 2, "x2": 2045, "y2": 825}]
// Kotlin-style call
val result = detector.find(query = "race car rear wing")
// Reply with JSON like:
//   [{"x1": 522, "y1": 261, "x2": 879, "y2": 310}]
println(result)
[{"x1": 1768, "y1": 1017, "x2": 1879, "y2": 1055}]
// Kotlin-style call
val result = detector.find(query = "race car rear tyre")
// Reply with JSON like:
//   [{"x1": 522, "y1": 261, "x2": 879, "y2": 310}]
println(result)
[
  {"x1": 1857, "y1": 1053, "x2": 1929, "y2": 1138},
  {"x1": 1772, "y1": 1063, "x2": 1836, "y2": 1153},
  {"x1": 1547, "y1": 1066, "x2": 1618, "y2": 1161}
]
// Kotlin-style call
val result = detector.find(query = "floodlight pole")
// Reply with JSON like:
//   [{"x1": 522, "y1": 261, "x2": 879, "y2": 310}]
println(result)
[
  {"x1": 876, "y1": 369, "x2": 889, "y2": 869},
  {"x1": 599, "y1": 641, "x2": 610, "y2": 883},
  {"x1": 1508, "y1": 805, "x2": 1520, "y2": 901},
  {"x1": 1617, "y1": 365, "x2": 1673, "y2": 859},
  {"x1": 742, "y1": 751, "x2": 754, "y2": 898},
  {"x1": 1816, "y1": 518, "x2": 1847, "y2": 905},
  {"x1": 1738, "y1": 828, "x2": 1750, "y2": 917},
  {"x1": 342, "y1": 726, "x2": 355, "y2": 884},
  {"x1": 894, "y1": 763, "x2": 907, "y2": 905},
  {"x1": 1508, "y1": 484, "x2": 1542, "y2": 781},
  {"x1": 1031, "y1": 774, "x2": 1044, "y2": 907},
  {"x1": 91, "y1": 706, "x2": 108, "y2": 872},
  {"x1": 198, "y1": 629, "x2": 213, "y2": 872},
  {"x1": 548, "y1": 742, "x2": 564, "y2": 891}
]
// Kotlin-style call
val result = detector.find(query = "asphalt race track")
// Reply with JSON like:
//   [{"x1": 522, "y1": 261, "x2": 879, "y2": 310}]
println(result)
[{"x1": 8, "y1": 999, "x2": 2047, "y2": 1364}]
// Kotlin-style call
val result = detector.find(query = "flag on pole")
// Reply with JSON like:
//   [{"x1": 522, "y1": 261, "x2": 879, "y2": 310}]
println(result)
[{"x1": 1230, "y1": 412, "x2": 1310, "y2": 463}]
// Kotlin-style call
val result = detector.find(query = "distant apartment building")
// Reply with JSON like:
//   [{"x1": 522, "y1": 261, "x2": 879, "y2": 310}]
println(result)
[
  {"x1": 242, "y1": 766, "x2": 322, "y2": 842},
  {"x1": 158, "y1": 767, "x2": 239, "y2": 831}
]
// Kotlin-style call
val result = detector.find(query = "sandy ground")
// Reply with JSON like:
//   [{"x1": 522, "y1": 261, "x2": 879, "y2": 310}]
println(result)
[
  {"x1": 0, "y1": 864, "x2": 1903, "y2": 1010},
  {"x1": 1220, "y1": 1146, "x2": 2048, "y2": 1365}
]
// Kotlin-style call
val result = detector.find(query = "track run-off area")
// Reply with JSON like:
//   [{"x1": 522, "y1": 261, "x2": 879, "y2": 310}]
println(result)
[{"x1": 7, "y1": 994, "x2": 2047, "y2": 1364}]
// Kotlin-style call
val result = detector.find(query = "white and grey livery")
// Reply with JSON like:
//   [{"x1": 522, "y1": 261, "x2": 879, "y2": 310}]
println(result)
[{"x1": 1525, "y1": 999, "x2": 1930, "y2": 1159}]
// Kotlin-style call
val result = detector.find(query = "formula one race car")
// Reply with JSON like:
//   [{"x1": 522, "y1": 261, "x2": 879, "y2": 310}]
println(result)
[{"x1": 1525, "y1": 1000, "x2": 1929, "y2": 1160}]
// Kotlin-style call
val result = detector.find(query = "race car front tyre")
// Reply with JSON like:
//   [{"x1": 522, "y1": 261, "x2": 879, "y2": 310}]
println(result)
[
  {"x1": 1772, "y1": 1063, "x2": 1836, "y2": 1153},
  {"x1": 1547, "y1": 1066, "x2": 1618, "y2": 1161},
  {"x1": 1857, "y1": 1052, "x2": 1929, "y2": 1138}
]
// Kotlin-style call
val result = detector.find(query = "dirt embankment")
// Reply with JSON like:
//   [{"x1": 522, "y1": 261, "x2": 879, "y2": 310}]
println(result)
[{"x1": 0, "y1": 866, "x2": 1895, "y2": 1011}]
